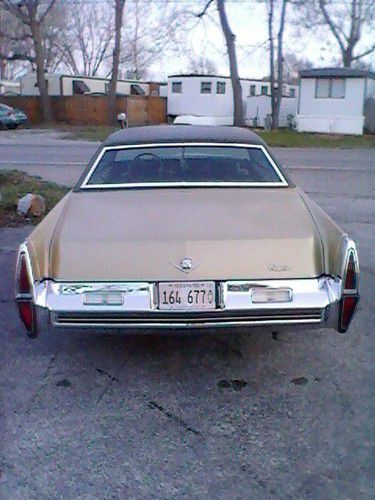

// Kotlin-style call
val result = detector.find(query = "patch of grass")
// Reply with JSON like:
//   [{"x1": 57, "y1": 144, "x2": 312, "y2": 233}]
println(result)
[
  {"x1": 256, "y1": 129, "x2": 375, "y2": 148},
  {"x1": 62, "y1": 125, "x2": 118, "y2": 142},
  {"x1": 64, "y1": 125, "x2": 375, "y2": 148},
  {"x1": 0, "y1": 170, "x2": 69, "y2": 227}
]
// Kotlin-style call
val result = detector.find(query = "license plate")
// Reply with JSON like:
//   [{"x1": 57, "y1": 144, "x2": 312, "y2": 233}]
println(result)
[{"x1": 158, "y1": 282, "x2": 216, "y2": 310}]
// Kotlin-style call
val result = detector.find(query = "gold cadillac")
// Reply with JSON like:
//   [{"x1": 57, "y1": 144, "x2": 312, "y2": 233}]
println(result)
[{"x1": 15, "y1": 126, "x2": 359, "y2": 338}]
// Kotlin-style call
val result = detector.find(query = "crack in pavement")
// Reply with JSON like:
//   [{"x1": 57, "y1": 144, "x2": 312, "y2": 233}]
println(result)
[
  {"x1": 147, "y1": 401, "x2": 200, "y2": 435},
  {"x1": 95, "y1": 368, "x2": 120, "y2": 404},
  {"x1": 96, "y1": 368, "x2": 119, "y2": 383}
]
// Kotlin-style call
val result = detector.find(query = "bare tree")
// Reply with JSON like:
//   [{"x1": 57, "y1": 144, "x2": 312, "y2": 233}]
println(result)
[
  {"x1": 296, "y1": 0, "x2": 375, "y2": 68},
  {"x1": 188, "y1": 54, "x2": 217, "y2": 75},
  {"x1": 0, "y1": 0, "x2": 58, "y2": 122},
  {"x1": 56, "y1": 0, "x2": 114, "y2": 76},
  {"x1": 118, "y1": 0, "x2": 189, "y2": 80},
  {"x1": 1, "y1": 2, "x2": 70, "y2": 79},
  {"x1": 265, "y1": 0, "x2": 288, "y2": 129},
  {"x1": 318, "y1": 0, "x2": 375, "y2": 67},
  {"x1": 0, "y1": 6, "x2": 31, "y2": 79},
  {"x1": 197, "y1": 0, "x2": 244, "y2": 127},
  {"x1": 108, "y1": 0, "x2": 126, "y2": 124}
]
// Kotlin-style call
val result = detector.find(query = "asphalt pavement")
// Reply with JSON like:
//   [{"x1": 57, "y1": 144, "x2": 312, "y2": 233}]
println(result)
[{"x1": 0, "y1": 130, "x2": 374, "y2": 498}]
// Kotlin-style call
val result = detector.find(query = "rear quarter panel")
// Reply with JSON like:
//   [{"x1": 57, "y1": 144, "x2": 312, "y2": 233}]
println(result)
[
  {"x1": 26, "y1": 192, "x2": 72, "y2": 280},
  {"x1": 298, "y1": 190, "x2": 346, "y2": 277}
]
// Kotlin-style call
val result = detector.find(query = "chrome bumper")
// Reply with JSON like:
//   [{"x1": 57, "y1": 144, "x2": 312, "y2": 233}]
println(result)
[{"x1": 31, "y1": 277, "x2": 343, "y2": 331}]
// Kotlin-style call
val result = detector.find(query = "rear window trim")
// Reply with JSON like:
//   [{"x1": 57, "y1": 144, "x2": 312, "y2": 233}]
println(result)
[{"x1": 80, "y1": 142, "x2": 289, "y2": 189}]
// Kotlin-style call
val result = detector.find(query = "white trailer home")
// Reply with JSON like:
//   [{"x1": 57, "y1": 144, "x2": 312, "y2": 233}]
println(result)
[
  {"x1": 167, "y1": 74, "x2": 298, "y2": 125},
  {"x1": 296, "y1": 68, "x2": 375, "y2": 135},
  {"x1": 0, "y1": 80, "x2": 21, "y2": 95},
  {"x1": 20, "y1": 73, "x2": 151, "y2": 96}
]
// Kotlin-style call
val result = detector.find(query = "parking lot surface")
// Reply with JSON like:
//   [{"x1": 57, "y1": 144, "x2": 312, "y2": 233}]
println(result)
[{"x1": 0, "y1": 137, "x2": 374, "y2": 498}]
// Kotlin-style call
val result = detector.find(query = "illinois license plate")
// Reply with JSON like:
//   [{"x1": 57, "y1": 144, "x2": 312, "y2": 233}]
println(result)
[{"x1": 158, "y1": 282, "x2": 216, "y2": 310}]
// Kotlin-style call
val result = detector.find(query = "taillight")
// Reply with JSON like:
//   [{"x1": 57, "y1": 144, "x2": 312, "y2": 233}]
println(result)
[
  {"x1": 339, "y1": 245, "x2": 359, "y2": 333},
  {"x1": 18, "y1": 254, "x2": 31, "y2": 294},
  {"x1": 17, "y1": 301, "x2": 35, "y2": 332},
  {"x1": 344, "y1": 250, "x2": 357, "y2": 291},
  {"x1": 15, "y1": 248, "x2": 37, "y2": 337}
]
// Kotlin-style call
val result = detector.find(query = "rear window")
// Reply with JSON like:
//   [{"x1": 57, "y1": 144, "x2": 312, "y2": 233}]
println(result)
[{"x1": 83, "y1": 145, "x2": 287, "y2": 187}]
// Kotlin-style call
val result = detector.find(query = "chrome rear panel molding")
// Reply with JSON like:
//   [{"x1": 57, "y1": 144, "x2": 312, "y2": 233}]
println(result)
[{"x1": 32, "y1": 277, "x2": 342, "y2": 330}]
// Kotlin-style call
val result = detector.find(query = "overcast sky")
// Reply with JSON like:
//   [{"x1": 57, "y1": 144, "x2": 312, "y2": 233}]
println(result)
[{"x1": 148, "y1": 1, "x2": 375, "y2": 80}]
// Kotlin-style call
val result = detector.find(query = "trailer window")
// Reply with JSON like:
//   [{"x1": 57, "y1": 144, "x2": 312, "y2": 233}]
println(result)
[
  {"x1": 201, "y1": 82, "x2": 212, "y2": 94},
  {"x1": 315, "y1": 78, "x2": 345, "y2": 98},
  {"x1": 172, "y1": 82, "x2": 182, "y2": 93},
  {"x1": 216, "y1": 82, "x2": 226, "y2": 94},
  {"x1": 315, "y1": 79, "x2": 330, "y2": 98},
  {"x1": 330, "y1": 79, "x2": 345, "y2": 98}
]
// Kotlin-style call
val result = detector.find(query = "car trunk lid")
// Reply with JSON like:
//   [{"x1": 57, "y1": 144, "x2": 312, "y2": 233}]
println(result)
[{"x1": 49, "y1": 187, "x2": 323, "y2": 281}]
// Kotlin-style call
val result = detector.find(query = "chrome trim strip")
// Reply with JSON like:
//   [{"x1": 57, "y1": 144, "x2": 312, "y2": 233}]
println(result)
[
  {"x1": 51, "y1": 307, "x2": 324, "y2": 328},
  {"x1": 52, "y1": 319, "x2": 323, "y2": 329},
  {"x1": 51, "y1": 283, "x2": 151, "y2": 295},
  {"x1": 80, "y1": 142, "x2": 289, "y2": 189},
  {"x1": 34, "y1": 304, "x2": 330, "y2": 332}
]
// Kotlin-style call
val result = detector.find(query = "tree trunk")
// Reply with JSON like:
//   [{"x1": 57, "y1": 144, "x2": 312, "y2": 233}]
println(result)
[
  {"x1": 217, "y1": 0, "x2": 244, "y2": 127},
  {"x1": 108, "y1": 0, "x2": 126, "y2": 125},
  {"x1": 343, "y1": 47, "x2": 353, "y2": 67},
  {"x1": 29, "y1": 15, "x2": 53, "y2": 122},
  {"x1": 268, "y1": 0, "x2": 277, "y2": 129}
]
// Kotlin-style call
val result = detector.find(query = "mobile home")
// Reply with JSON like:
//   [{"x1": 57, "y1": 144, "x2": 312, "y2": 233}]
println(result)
[
  {"x1": 167, "y1": 74, "x2": 298, "y2": 126},
  {"x1": 20, "y1": 73, "x2": 151, "y2": 97},
  {"x1": 296, "y1": 68, "x2": 375, "y2": 135}
]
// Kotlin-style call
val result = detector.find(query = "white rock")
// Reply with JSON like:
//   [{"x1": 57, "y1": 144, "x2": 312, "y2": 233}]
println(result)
[{"x1": 17, "y1": 193, "x2": 46, "y2": 217}]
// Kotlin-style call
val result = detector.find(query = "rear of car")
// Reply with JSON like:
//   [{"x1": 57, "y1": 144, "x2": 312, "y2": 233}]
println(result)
[
  {"x1": 0, "y1": 103, "x2": 27, "y2": 129},
  {"x1": 15, "y1": 126, "x2": 359, "y2": 337}
]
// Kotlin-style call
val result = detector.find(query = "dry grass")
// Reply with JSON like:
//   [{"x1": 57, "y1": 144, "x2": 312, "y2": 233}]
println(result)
[
  {"x1": 62, "y1": 125, "x2": 375, "y2": 148},
  {"x1": 0, "y1": 170, "x2": 69, "y2": 227},
  {"x1": 257, "y1": 129, "x2": 375, "y2": 148}
]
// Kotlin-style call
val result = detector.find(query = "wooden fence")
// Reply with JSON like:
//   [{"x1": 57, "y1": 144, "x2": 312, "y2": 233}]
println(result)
[{"x1": 1, "y1": 95, "x2": 167, "y2": 126}]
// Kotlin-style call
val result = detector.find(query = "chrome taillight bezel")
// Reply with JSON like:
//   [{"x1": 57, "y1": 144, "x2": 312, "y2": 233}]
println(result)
[{"x1": 338, "y1": 238, "x2": 360, "y2": 333}]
